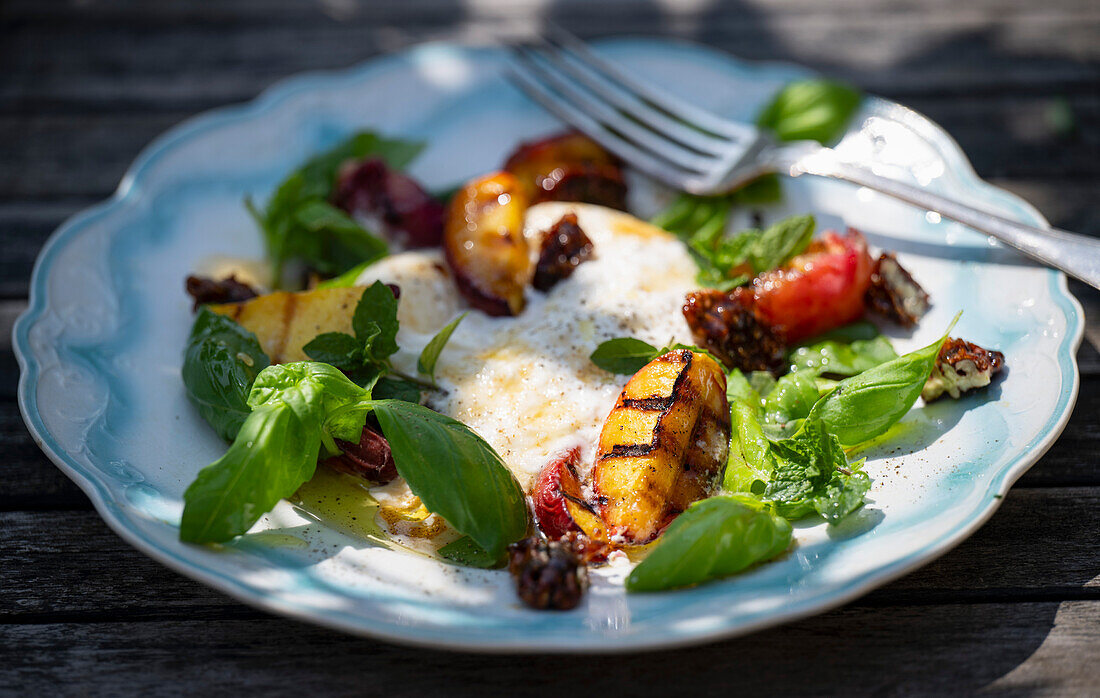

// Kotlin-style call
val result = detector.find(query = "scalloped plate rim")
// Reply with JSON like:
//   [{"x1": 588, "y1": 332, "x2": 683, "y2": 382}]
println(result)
[{"x1": 13, "y1": 38, "x2": 1085, "y2": 652}]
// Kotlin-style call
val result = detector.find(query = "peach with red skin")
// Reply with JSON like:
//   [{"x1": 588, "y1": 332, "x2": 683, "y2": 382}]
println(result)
[
  {"x1": 442, "y1": 172, "x2": 531, "y2": 316},
  {"x1": 532, "y1": 448, "x2": 584, "y2": 540},
  {"x1": 752, "y1": 228, "x2": 875, "y2": 343},
  {"x1": 504, "y1": 132, "x2": 627, "y2": 210}
]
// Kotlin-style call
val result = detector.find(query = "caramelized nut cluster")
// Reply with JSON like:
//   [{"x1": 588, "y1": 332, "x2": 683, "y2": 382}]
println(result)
[{"x1": 865, "y1": 252, "x2": 931, "y2": 326}]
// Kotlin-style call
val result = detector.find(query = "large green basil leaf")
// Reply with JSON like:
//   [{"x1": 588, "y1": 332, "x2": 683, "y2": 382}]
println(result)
[
  {"x1": 809, "y1": 322, "x2": 954, "y2": 446},
  {"x1": 181, "y1": 308, "x2": 270, "y2": 441},
  {"x1": 180, "y1": 363, "x2": 370, "y2": 543},
  {"x1": 762, "y1": 371, "x2": 819, "y2": 425},
  {"x1": 789, "y1": 322, "x2": 898, "y2": 377},
  {"x1": 757, "y1": 79, "x2": 862, "y2": 145},
  {"x1": 723, "y1": 400, "x2": 773, "y2": 494},
  {"x1": 372, "y1": 400, "x2": 528, "y2": 558},
  {"x1": 625, "y1": 495, "x2": 792, "y2": 592},
  {"x1": 590, "y1": 337, "x2": 661, "y2": 374}
]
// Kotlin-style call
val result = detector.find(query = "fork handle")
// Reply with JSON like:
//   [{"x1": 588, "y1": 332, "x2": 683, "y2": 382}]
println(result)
[{"x1": 770, "y1": 145, "x2": 1100, "y2": 291}]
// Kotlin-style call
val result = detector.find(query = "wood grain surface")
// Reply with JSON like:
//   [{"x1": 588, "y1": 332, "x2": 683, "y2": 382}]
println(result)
[{"x1": 2, "y1": 0, "x2": 1097, "y2": 695}]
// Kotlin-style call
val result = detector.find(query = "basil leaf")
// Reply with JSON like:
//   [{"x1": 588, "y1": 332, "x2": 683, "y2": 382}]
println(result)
[
  {"x1": 748, "y1": 371, "x2": 778, "y2": 399},
  {"x1": 748, "y1": 214, "x2": 815, "y2": 273},
  {"x1": 249, "y1": 132, "x2": 423, "y2": 285},
  {"x1": 418, "y1": 313, "x2": 467, "y2": 380},
  {"x1": 757, "y1": 79, "x2": 862, "y2": 145},
  {"x1": 182, "y1": 309, "x2": 270, "y2": 441},
  {"x1": 590, "y1": 337, "x2": 661, "y2": 374},
  {"x1": 372, "y1": 400, "x2": 528, "y2": 558},
  {"x1": 180, "y1": 362, "x2": 367, "y2": 543},
  {"x1": 438, "y1": 536, "x2": 503, "y2": 569},
  {"x1": 625, "y1": 494, "x2": 792, "y2": 592},
  {"x1": 724, "y1": 400, "x2": 773, "y2": 494},
  {"x1": 293, "y1": 200, "x2": 388, "y2": 270},
  {"x1": 810, "y1": 322, "x2": 954, "y2": 446},
  {"x1": 762, "y1": 371, "x2": 819, "y2": 425},
  {"x1": 725, "y1": 368, "x2": 760, "y2": 406},
  {"x1": 790, "y1": 322, "x2": 898, "y2": 377},
  {"x1": 353, "y1": 281, "x2": 400, "y2": 359},
  {"x1": 302, "y1": 331, "x2": 362, "y2": 370},
  {"x1": 730, "y1": 174, "x2": 782, "y2": 206},
  {"x1": 372, "y1": 375, "x2": 422, "y2": 403}
]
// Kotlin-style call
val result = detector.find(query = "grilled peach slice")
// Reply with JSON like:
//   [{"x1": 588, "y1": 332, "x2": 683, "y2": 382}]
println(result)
[
  {"x1": 532, "y1": 447, "x2": 609, "y2": 541},
  {"x1": 504, "y1": 132, "x2": 627, "y2": 210},
  {"x1": 209, "y1": 286, "x2": 366, "y2": 363},
  {"x1": 752, "y1": 228, "x2": 874, "y2": 343},
  {"x1": 592, "y1": 350, "x2": 730, "y2": 544},
  {"x1": 443, "y1": 172, "x2": 530, "y2": 316}
]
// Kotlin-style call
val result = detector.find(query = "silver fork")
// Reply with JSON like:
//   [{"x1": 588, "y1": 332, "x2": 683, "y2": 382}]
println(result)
[{"x1": 508, "y1": 29, "x2": 1100, "y2": 291}]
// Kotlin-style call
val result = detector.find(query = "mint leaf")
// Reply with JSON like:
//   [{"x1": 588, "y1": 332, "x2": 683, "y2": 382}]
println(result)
[
  {"x1": 625, "y1": 495, "x2": 792, "y2": 592},
  {"x1": 353, "y1": 281, "x2": 399, "y2": 360},
  {"x1": 748, "y1": 214, "x2": 815, "y2": 273},
  {"x1": 418, "y1": 313, "x2": 467, "y2": 380},
  {"x1": 372, "y1": 400, "x2": 528, "y2": 558},
  {"x1": 813, "y1": 466, "x2": 871, "y2": 524},
  {"x1": 590, "y1": 337, "x2": 661, "y2": 374},
  {"x1": 765, "y1": 418, "x2": 851, "y2": 519},
  {"x1": 757, "y1": 79, "x2": 862, "y2": 145},
  {"x1": 181, "y1": 309, "x2": 271, "y2": 441}
]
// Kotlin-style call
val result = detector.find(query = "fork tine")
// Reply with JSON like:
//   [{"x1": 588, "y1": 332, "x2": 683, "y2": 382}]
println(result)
[
  {"x1": 526, "y1": 33, "x2": 734, "y2": 157},
  {"x1": 513, "y1": 47, "x2": 717, "y2": 174},
  {"x1": 507, "y1": 59, "x2": 711, "y2": 193},
  {"x1": 543, "y1": 24, "x2": 759, "y2": 143}
]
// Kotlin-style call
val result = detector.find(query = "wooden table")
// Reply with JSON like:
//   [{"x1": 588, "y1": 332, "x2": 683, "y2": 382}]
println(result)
[{"x1": 3, "y1": 1, "x2": 1098, "y2": 693}]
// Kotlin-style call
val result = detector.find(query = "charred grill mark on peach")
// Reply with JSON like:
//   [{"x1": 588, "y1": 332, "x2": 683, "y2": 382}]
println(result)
[{"x1": 590, "y1": 350, "x2": 730, "y2": 544}]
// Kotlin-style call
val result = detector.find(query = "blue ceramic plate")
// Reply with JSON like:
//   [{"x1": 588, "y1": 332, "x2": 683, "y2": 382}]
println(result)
[{"x1": 14, "y1": 39, "x2": 1083, "y2": 652}]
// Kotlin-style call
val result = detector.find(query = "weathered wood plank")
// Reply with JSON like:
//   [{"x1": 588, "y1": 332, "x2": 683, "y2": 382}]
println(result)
[
  {"x1": 1, "y1": 602, "x2": 1097, "y2": 695},
  {"x1": 2, "y1": 488, "x2": 1096, "y2": 622},
  {"x1": 4, "y1": 19, "x2": 1098, "y2": 116}
]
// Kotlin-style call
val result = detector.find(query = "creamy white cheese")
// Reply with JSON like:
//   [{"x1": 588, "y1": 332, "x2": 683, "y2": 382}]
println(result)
[{"x1": 356, "y1": 202, "x2": 699, "y2": 489}]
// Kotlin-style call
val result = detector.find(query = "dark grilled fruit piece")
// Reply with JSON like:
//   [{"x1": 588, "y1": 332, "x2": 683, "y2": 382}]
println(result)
[
  {"x1": 185, "y1": 275, "x2": 259, "y2": 310},
  {"x1": 865, "y1": 252, "x2": 931, "y2": 327},
  {"x1": 504, "y1": 132, "x2": 627, "y2": 210},
  {"x1": 682, "y1": 288, "x2": 788, "y2": 374},
  {"x1": 532, "y1": 213, "x2": 594, "y2": 292},
  {"x1": 321, "y1": 424, "x2": 398, "y2": 484},
  {"x1": 591, "y1": 350, "x2": 730, "y2": 544},
  {"x1": 333, "y1": 158, "x2": 445, "y2": 248},
  {"x1": 507, "y1": 536, "x2": 588, "y2": 610}
]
